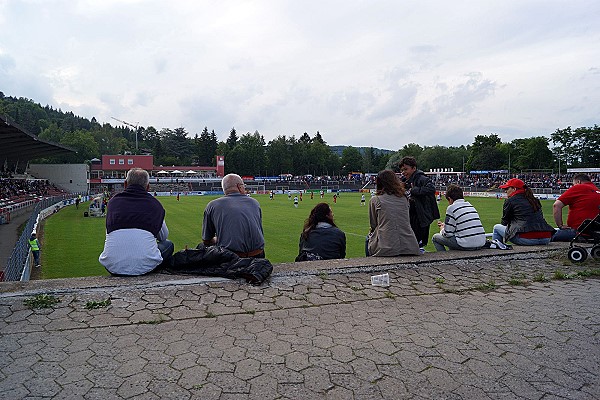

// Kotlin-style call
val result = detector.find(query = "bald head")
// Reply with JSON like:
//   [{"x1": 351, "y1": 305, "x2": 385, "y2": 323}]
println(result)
[{"x1": 222, "y1": 173, "x2": 244, "y2": 195}]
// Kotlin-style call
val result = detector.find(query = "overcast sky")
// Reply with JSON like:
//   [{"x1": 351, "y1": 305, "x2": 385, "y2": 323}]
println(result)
[{"x1": 1, "y1": 1, "x2": 599, "y2": 150}]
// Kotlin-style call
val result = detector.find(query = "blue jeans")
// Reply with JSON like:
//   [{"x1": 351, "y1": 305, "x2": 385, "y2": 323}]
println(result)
[
  {"x1": 551, "y1": 228, "x2": 577, "y2": 242},
  {"x1": 32, "y1": 250, "x2": 40, "y2": 265},
  {"x1": 158, "y1": 239, "x2": 175, "y2": 267},
  {"x1": 431, "y1": 233, "x2": 478, "y2": 251},
  {"x1": 492, "y1": 224, "x2": 551, "y2": 245}
]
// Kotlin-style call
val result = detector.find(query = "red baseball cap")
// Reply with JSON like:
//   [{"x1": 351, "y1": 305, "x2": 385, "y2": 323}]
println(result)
[{"x1": 499, "y1": 178, "x2": 525, "y2": 189}]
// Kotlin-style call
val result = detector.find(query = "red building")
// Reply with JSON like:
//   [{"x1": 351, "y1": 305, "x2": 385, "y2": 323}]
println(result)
[{"x1": 89, "y1": 155, "x2": 225, "y2": 192}]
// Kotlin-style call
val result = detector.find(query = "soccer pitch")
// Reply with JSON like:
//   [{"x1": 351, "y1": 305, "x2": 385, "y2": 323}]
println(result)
[{"x1": 40, "y1": 192, "x2": 557, "y2": 279}]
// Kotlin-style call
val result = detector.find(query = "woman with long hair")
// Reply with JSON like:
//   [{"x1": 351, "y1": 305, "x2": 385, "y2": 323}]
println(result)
[
  {"x1": 367, "y1": 170, "x2": 420, "y2": 256},
  {"x1": 296, "y1": 202, "x2": 346, "y2": 261},
  {"x1": 492, "y1": 178, "x2": 554, "y2": 245}
]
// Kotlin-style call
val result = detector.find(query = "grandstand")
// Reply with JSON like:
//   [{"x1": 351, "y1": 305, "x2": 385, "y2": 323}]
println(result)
[{"x1": 0, "y1": 114, "x2": 77, "y2": 281}]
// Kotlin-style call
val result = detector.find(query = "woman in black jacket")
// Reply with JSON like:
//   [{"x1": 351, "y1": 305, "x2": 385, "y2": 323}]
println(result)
[
  {"x1": 296, "y1": 203, "x2": 346, "y2": 261},
  {"x1": 492, "y1": 178, "x2": 554, "y2": 245}
]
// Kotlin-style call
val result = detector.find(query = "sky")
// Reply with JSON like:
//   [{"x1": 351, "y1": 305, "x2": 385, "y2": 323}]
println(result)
[{"x1": 1, "y1": 0, "x2": 599, "y2": 150}]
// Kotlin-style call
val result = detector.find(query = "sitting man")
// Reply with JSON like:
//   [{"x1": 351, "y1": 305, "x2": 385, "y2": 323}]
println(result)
[
  {"x1": 99, "y1": 168, "x2": 174, "y2": 275},
  {"x1": 432, "y1": 185, "x2": 486, "y2": 251},
  {"x1": 202, "y1": 173, "x2": 265, "y2": 258},
  {"x1": 552, "y1": 173, "x2": 600, "y2": 242}
]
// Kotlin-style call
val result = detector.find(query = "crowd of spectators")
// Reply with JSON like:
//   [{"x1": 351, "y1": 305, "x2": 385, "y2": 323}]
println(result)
[
  {"x1": 0, "y1": 178, "x2": 65, "y2": 204},
  {"x1": 249, "y1": 172, "x2": 600, "y2": 193},
  {"x1": 428, "y1": 173, "x2": 600, "y2": 192}
]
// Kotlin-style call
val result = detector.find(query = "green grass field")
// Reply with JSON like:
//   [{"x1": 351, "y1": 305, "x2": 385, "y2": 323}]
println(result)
[{"x1": 40, "y1": 192, "x2": 557, "y2": 279}]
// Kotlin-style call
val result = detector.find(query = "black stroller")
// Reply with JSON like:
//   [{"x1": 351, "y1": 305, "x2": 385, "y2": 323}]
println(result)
[{"x1": 567, "y1": 210, "x2": 600, "y2": 262}]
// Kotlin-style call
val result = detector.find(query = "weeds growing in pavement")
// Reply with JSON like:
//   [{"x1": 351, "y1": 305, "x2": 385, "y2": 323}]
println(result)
[
  {"x1": 474, "y1": 279, "x2": 496, "y2": 291},
  {"x1": 533, "y1": 273, "x2": 549, "y2": 282},
  {"x1": 434, "y1": 277, "x2": 445, "y2": 284},
  {"x1": 84, "y1": 298, "x2": 111, "y2": 310},
  {"x1": 508, "y1": 273, "x2": 527, "y2": 286},
  {"x1": 576, "y1": 269, "x2": 600, "y2": 278},
  {"x1": 23, "y1": 294, "x2": 61, "y2": 309},
  {"x1": 553, "y1": 269, "x2": 575, "y2": 280}
]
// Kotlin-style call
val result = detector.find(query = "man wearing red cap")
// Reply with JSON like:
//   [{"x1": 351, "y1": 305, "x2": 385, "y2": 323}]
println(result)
[
  {"x1": 492, "y1": 178, "x2": 555, "y2": 245},
  {"x1": 552, "y1": 174, "x2": 600, "y2": 242}
]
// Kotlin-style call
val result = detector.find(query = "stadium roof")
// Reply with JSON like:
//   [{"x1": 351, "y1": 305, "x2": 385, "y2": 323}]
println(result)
[{"x1": 0, "y1": 114, "x2": 76, "y2": 171}]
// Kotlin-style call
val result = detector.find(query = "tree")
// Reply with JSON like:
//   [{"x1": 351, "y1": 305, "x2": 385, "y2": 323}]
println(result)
[
  {"x1": 510, "y1": 137, "x2": 553, "y2": 172},
  {"x1": 59, "y1": 130, "x2": 99, "y2": 163},
  {"x1": 340, "y1": 146, "x2": 363, "y2": 174},
  {"x1": 195, "y1": 127, "x2": 215, "y2": 166},
  {"x1": 38, "y1": 122, "x2": 63, "y2": 144},
  {"x1": 226, "y1": 127, "x2": 238, "y2": 149},
  {"x1": 308, "y1": 137, "x2": 332, "y2": 176},
  {"x1": 375, "y1": 153, "x2": 391, "y2": 171},
  {"x1": 157, "y1": 127, "x2": 194, "y2": 165},
  {"x1": 386, "y1": 143, "x2": 423, "y2": 170},
  {"x1": 228, "y1": 131, "x2": 266, "y2": 176},
  {"x1": 313, "y1": 131, "x2": 325, "y2": 144},
  {"x1": 466, "y1": 134, "x2": 504, "y2": 171},
  {"x1": 550, "y1": 126, "x2": 577, "y2": 168},
  {"x1": 209, "y1": 130, "x2": 218, "y2": 164},
  {"x1": 574, "y1": 125, "x2": 600, "y2": 167},
  {"x1": 266, "y1": 136, "x2": 294, "y2": 175}
]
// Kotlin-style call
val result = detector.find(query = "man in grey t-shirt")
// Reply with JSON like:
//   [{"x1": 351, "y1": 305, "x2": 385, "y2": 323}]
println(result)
[{"x1": 202, "y1": 173, "x2": 265, "y2": 258}]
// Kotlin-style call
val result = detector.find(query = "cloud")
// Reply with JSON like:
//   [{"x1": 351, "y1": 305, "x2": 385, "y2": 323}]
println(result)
[
  {"x1": 433, "y1": 73, "x2": 497, "y2": 117},
  {"x1": 0, "y1": 1, "x2": 599, "y2": 150}
]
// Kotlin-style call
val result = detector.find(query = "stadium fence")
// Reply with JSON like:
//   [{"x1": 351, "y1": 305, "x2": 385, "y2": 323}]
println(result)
[{"x1": 3, "y1": 194, "x2": 76, "y2": 282}]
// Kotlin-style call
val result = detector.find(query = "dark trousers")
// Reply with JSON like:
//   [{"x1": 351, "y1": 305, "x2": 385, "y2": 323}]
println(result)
[{"x1": 411, "y1": 223, "x2": 430, "y2": 247}]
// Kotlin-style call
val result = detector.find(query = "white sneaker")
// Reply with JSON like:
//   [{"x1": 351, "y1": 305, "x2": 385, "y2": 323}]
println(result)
[{"x1": 490, "y1": 239, "x2": 508, "y2": 250}]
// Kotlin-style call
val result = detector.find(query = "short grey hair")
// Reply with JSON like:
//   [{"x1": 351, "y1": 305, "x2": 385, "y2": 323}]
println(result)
[
  {"x1": 221, "y1": 173, "x2": 243, "y2": 194},
  {"x1": 126, "y1": 168, "x2": 150, "y2": 187}
]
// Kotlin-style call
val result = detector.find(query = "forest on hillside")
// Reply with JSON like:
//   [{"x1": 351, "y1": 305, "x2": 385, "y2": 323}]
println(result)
[{"x1": 1, "y1": 92, "x2": 598, "y2": 176}]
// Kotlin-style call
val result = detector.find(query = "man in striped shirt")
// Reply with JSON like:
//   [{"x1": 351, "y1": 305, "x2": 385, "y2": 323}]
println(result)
[{"x1": 432, "y1": 185, "x2": 486, "y2": 251}]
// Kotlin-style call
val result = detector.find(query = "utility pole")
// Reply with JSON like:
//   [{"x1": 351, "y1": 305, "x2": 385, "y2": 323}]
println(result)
[{"x1": 111, "y1": 117, "x2": 139, "y2": 151}]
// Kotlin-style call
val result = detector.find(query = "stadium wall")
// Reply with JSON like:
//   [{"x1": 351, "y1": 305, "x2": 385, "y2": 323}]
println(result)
[{"x1": 28, "y1": 164, "x2": 88, "y2": 193}]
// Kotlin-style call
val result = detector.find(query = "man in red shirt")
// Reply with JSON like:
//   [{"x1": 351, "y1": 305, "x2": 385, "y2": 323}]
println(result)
[{"x1": 552, "y1": 174, "x2": 600, "y2": 241}]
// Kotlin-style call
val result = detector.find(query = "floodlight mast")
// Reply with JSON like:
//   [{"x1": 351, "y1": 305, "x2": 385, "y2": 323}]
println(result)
[{"x1": 111, "y1": 117, "x2": 139, "y2": 151}]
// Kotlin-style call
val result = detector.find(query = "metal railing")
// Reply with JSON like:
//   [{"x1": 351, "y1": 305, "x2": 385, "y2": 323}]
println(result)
[{"x1": 3, "y1": 195, "x2": 73, "y2": 282}]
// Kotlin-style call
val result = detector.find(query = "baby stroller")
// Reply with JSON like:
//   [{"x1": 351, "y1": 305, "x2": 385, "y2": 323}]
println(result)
[{"x1": 567, "y1": 210, "x2": 600, "y2": 262}]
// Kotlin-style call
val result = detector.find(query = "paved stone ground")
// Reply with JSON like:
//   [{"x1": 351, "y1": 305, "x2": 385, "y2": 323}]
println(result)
[{"x1": 0, "y1": 246, "x2": 599, "y2": 399}]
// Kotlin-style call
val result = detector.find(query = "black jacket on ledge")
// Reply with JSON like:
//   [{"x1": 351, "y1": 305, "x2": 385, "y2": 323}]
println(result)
[
  {"x1": 164, "y1": 244, "x2": 273, "y2": 285},
  {"x1": 501, "y1": 193, "x2": 555, "y2": 242}
]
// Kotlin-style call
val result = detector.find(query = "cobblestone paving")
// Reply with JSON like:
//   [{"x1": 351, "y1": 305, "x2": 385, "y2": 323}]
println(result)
[{"x1": 0, "y1": 250, "x2": 599, "y2": 399}]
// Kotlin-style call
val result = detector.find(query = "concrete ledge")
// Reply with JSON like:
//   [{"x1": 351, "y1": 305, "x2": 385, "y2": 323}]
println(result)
[{"x1": 0, "y1": 242, "x2": 571, "y2": 297}]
